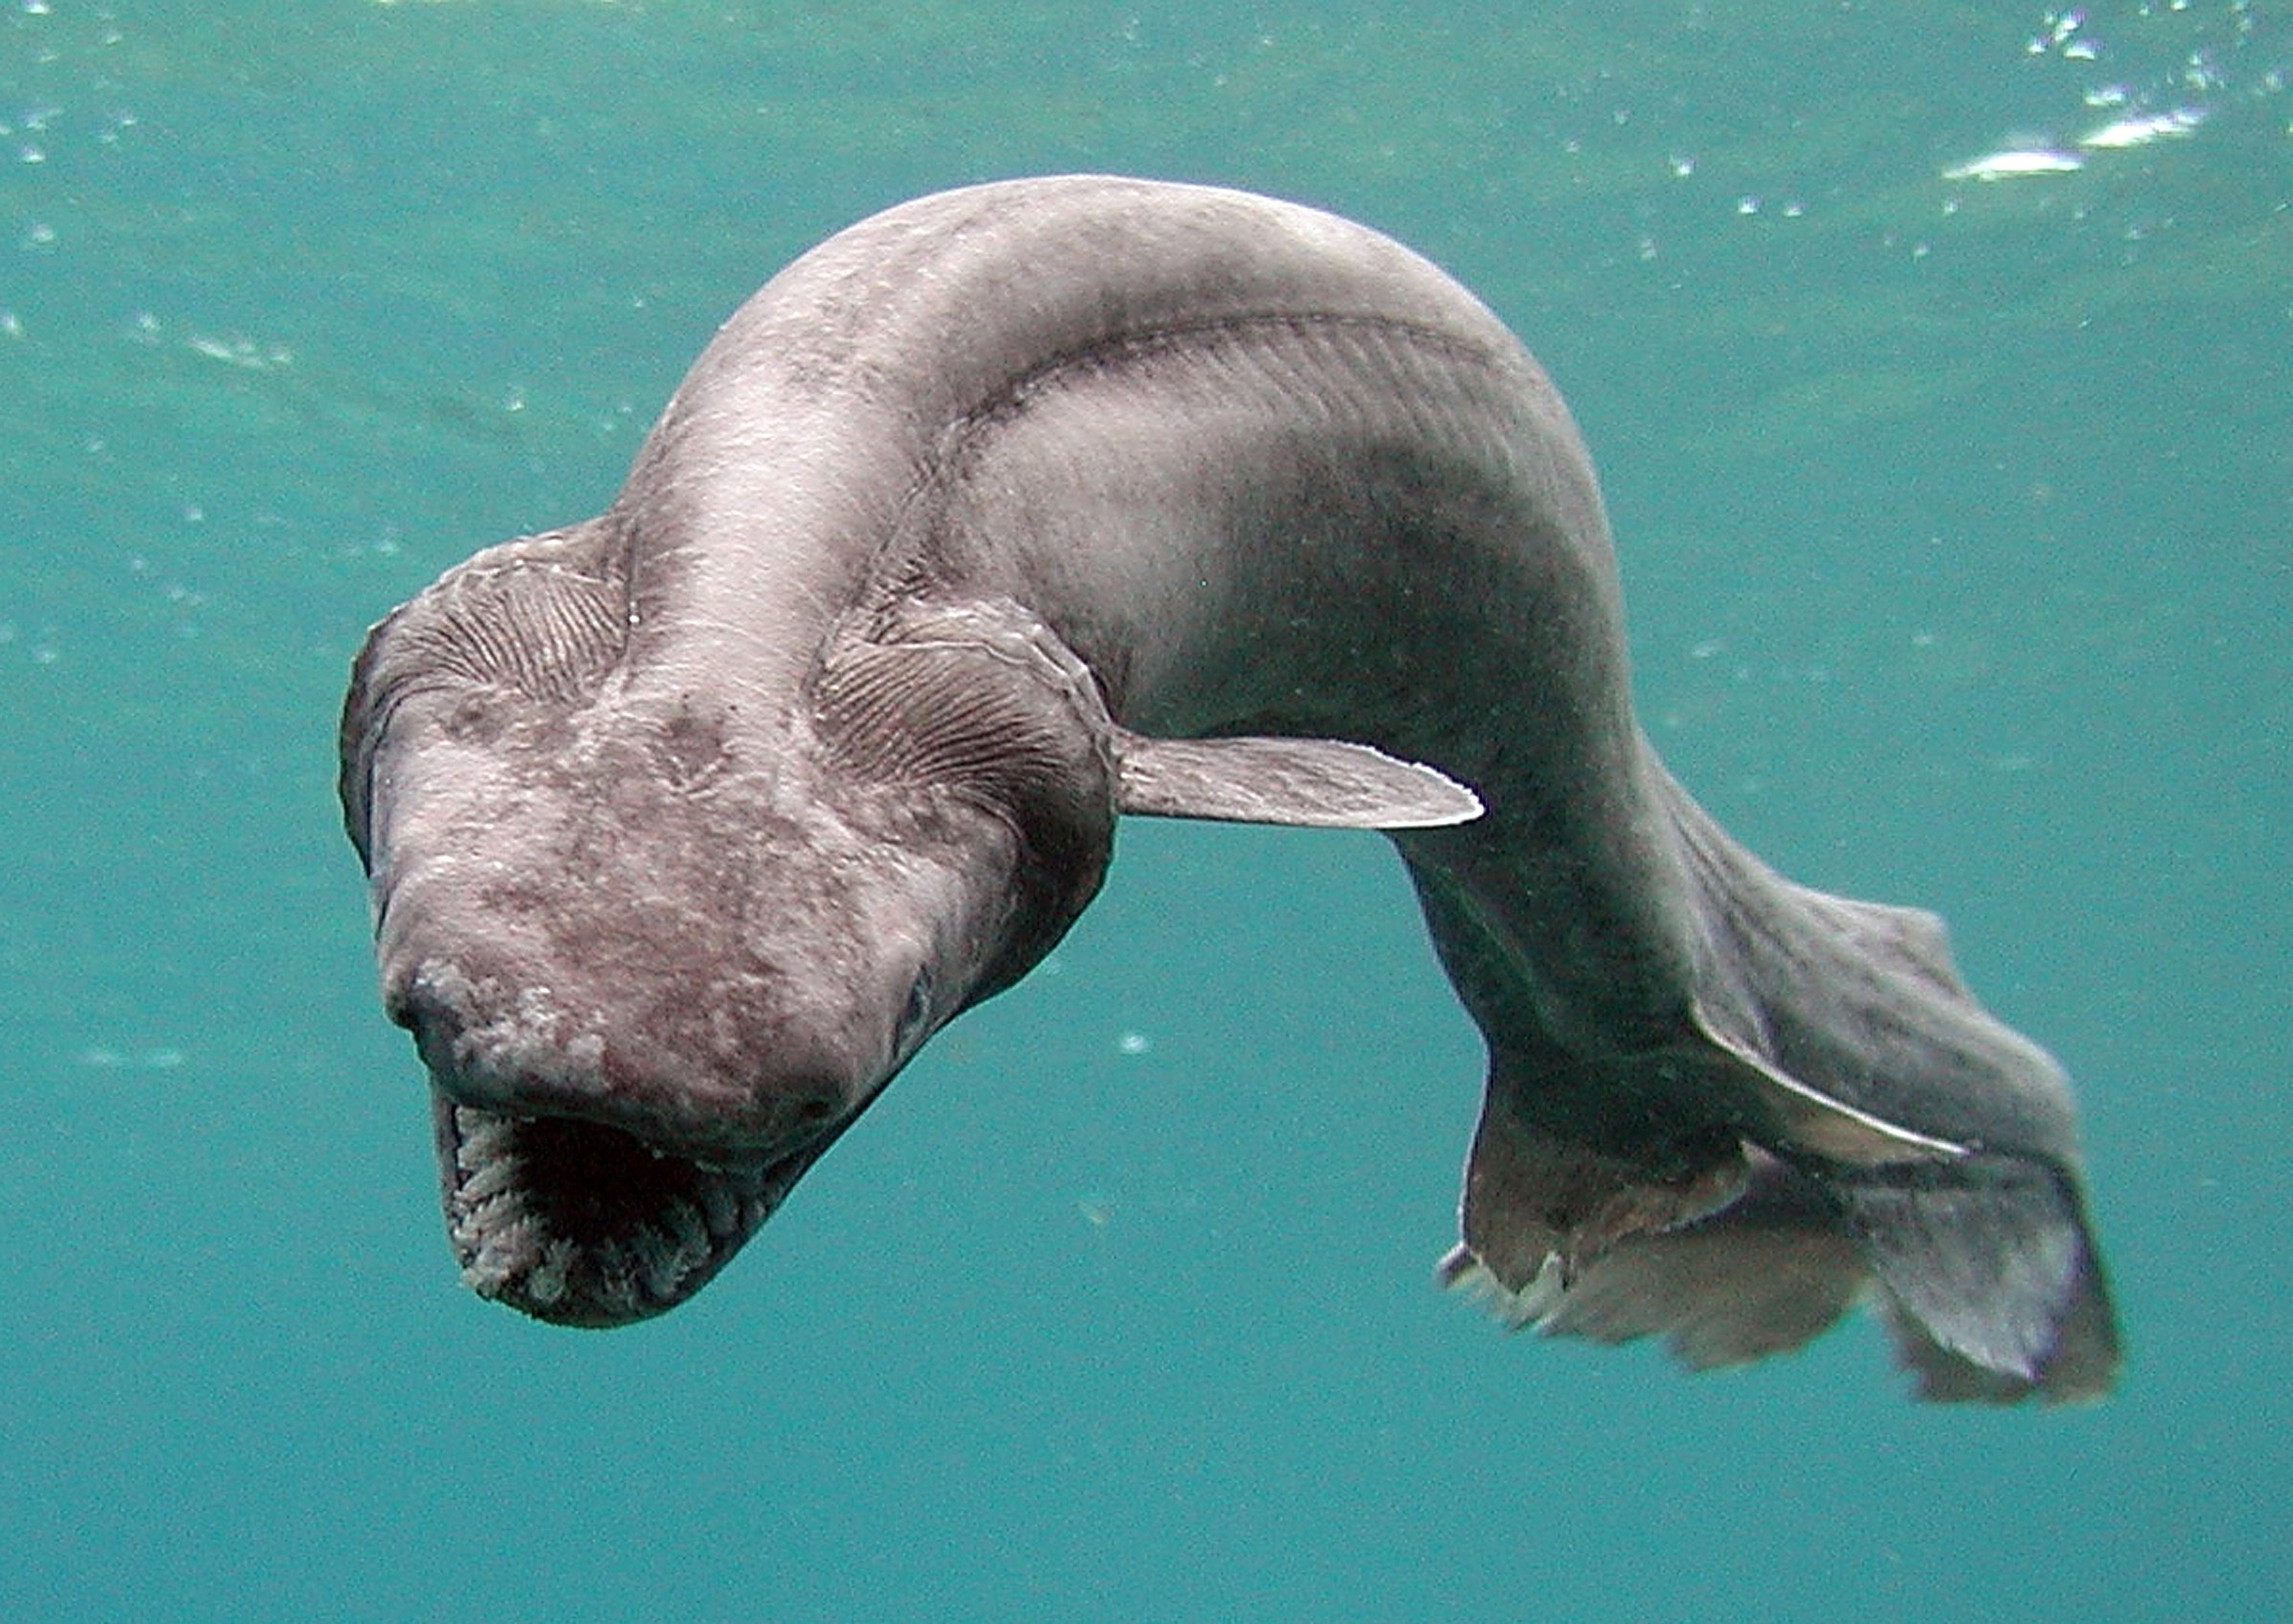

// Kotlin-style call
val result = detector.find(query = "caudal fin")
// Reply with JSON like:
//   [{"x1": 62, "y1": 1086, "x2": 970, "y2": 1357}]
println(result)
[
  {"x1": 1841, "y1": 1156, "x2": 2118, "y2": 1402},
  {"x1": 1421, "y1": 764, "x2": 2118, "y2": 1399}
]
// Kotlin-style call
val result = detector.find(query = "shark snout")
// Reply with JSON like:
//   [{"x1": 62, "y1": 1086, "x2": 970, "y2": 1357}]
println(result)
[{"x1": 384, "y1": 956, "x2": 858, "y2": 1165}]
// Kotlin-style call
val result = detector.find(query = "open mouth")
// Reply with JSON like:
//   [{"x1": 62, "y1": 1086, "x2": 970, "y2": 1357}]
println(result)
[{"x1": 432, "y1": 1091, "x2": 821, "y2": 1327}]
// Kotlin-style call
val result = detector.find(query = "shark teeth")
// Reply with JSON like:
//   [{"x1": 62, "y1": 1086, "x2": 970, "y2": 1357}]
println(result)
[{"x1": 438, "y1": 1097, "x2": 780, "y2": 1326}]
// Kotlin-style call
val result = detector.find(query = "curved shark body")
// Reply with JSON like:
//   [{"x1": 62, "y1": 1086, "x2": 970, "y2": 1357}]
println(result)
[{"x1": 342, "y1": 176, "x2": 2116, "y2": 1400}]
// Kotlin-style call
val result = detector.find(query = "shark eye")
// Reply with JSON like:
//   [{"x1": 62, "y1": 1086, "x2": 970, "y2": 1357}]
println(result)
[{"x1": 897, "y1": 965, "x2": 934, "y2": 1049}]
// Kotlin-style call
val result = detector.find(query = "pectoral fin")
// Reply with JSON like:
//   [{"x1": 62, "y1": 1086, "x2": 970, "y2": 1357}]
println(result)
[{"x1": 1112, "y1": 730, "x2": 1483, "y2": 829}]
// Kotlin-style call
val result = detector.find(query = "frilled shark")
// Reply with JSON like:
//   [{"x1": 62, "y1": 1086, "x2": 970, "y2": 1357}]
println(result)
[{"x1": 341, "y1": 176, "x2": 2116, "y2": 1401}]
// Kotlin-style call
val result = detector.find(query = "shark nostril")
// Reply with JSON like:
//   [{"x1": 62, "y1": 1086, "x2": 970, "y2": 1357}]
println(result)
[
  {"x1": 387, "y1": 977, "x2": 489, "y2": 1100},
  {"x1": 743, "y1": 1078, "x2": 849, "y2": 1156},
  {"x1": 383, "y1": 960, "x2": 480, "y2": 1040},
  {"x1": 773, "y1": 1084, "x2": 844, "y2": 1144},
  {"x1": 385, "y1": 974, "x2": 452, "y2": 1042}
]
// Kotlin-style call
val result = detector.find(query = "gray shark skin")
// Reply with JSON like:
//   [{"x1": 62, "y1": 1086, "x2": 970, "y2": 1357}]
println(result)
[{"x1": 341, "y1": 176, "x2": 2116, "y2": 1401}]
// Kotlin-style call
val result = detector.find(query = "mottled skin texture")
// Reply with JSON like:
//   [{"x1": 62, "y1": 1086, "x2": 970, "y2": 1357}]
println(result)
[{"x1": 342, "y1": 176, "x2": 2116, "y2": 1399}]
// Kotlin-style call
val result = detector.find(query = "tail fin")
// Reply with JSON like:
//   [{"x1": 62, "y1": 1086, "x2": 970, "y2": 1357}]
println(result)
[
  {"x1": 1841, "y1": 1156, "x2": 2118, "y2": 1402},
  {"x1": 1421, "y1": 763, "x2": 2118, "y2": 1400}
]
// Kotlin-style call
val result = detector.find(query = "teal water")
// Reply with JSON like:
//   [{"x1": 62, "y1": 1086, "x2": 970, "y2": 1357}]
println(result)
[{"x1": 3, "y1": 2, "x2": 2286, "y2": 1618}]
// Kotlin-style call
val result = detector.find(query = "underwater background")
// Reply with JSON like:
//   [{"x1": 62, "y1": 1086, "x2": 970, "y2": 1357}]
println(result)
[{"x1": 2, "y1": 2, "x2": 2286, "y2": 1618}]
